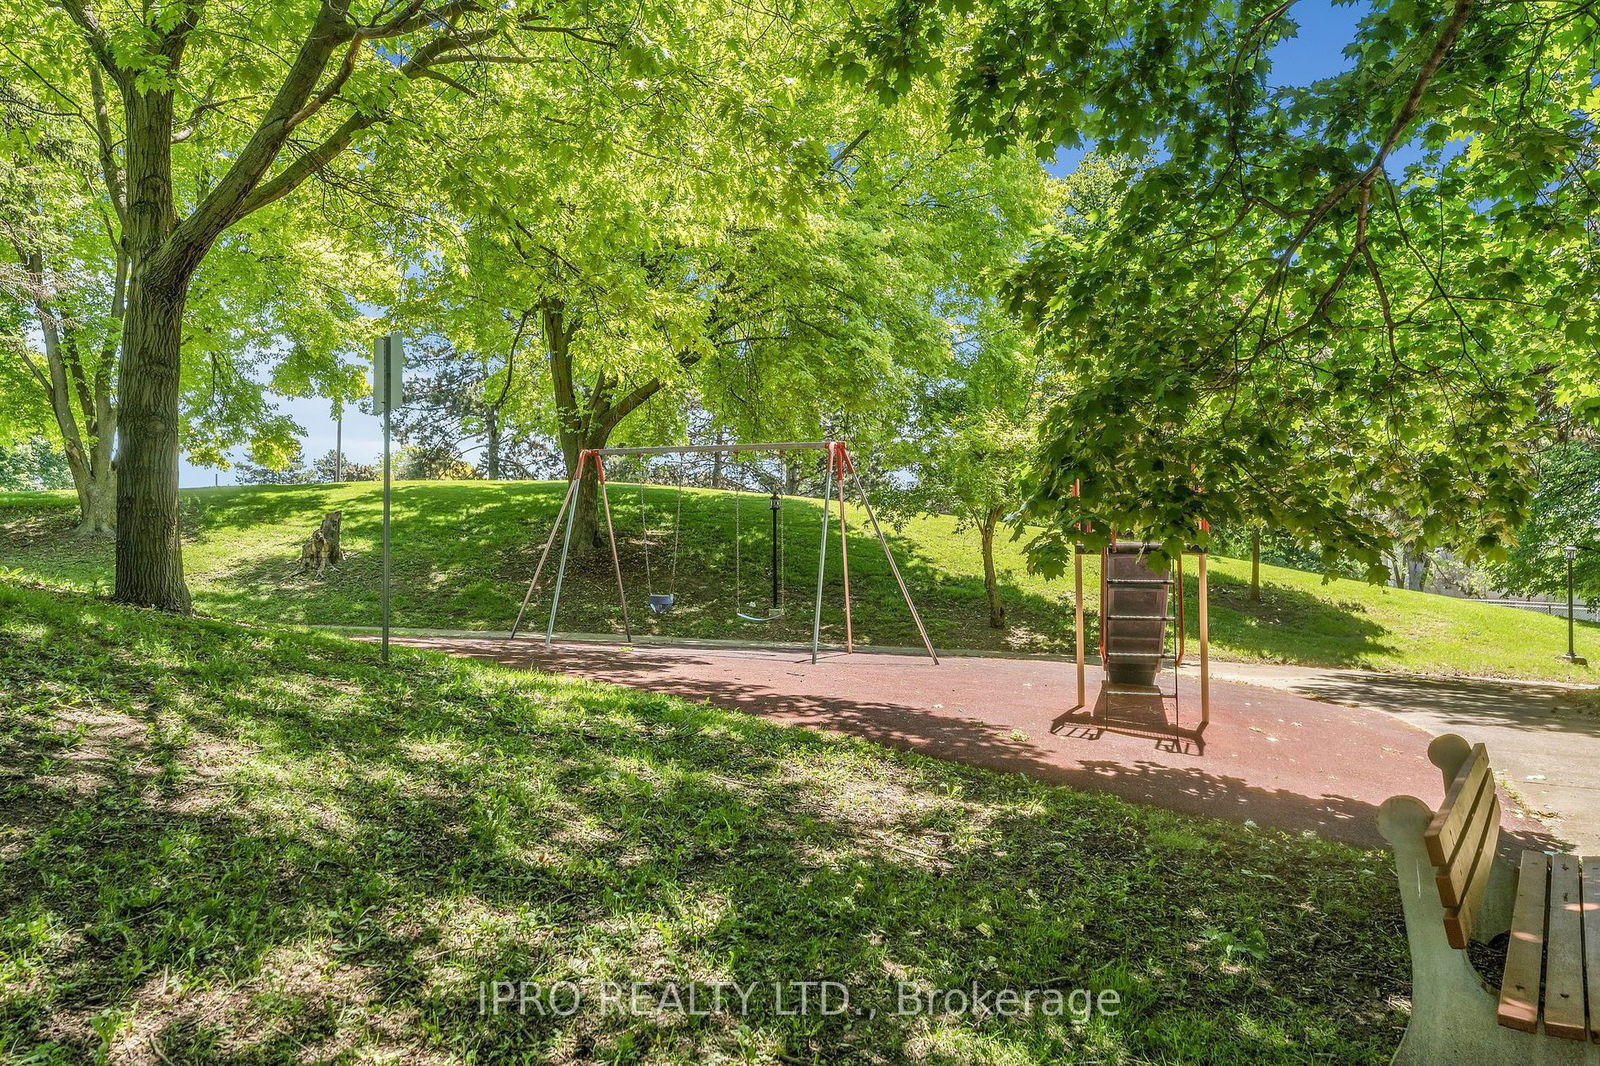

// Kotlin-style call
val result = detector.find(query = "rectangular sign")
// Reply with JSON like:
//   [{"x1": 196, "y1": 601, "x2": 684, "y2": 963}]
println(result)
[{"x1": 372, "y1": 334, "x2": 404, "y2": 413}]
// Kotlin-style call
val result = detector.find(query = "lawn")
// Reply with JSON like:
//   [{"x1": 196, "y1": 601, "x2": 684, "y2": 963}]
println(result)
[
  {"x1": 0, "y1": 578, "x2": 1408, "y2": 1063},
  {"x1": 2, "y1": 481, "x2": 1594, "y2": 680}
]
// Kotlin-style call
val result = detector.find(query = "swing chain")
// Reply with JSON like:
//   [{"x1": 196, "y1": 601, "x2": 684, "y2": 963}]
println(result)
[
  {"x1": 639, "y1": 480, "x2": 655, "y2": 595},
  {"x1": 670, "y1": 454, "x2": 683, "y2": 593},
  {"x1": 733, "y1": 465, "x2": 743, "y2": 615}
]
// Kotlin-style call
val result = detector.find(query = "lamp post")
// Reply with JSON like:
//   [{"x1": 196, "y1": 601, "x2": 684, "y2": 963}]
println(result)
[
  {"x1": 1560, "y1": 544, "x2": 1587, "y2": 665},
  {"x1": 770, "y1": 492, "x2": 781, "y2": 611}
]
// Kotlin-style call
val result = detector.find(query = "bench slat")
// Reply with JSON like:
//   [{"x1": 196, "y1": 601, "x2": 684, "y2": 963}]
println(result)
[
  {"x1": 1582, "y1": 856, "x2": 1600, "y2": 1042},
  {"x1": 1440, "y1": 792, "x2": 1502, "y2": 948},
  {"x1": 1499, "y1": 850, "x2": 1550, "y2": 1033},
  {"x1": 1543, "y1": 854, "x2": 1587, "y2": 1040},
  {"x1": 1425, "y1": 743, "x2": 1490, "y2": 867},
  {"x1": 1436, "y1": 790, "x2": 1499, "y2": 909}
]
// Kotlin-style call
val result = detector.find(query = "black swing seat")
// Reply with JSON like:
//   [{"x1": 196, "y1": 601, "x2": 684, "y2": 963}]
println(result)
[{"x1": 648, "y1": 593, "x2": 676, "y2": 614}]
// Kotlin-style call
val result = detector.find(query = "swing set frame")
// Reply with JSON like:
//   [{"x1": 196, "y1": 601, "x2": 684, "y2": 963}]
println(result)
[{"x1": 510, "y1": 441, "x2": 939, "y2": 664}]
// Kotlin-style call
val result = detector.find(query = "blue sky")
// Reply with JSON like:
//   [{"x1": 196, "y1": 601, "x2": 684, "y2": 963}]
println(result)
[
  {"x1": 1047, "y1": 0, "x2": 1366, "y2": 178},
  {"x1": 182, "y1": 390, "x2": 382, "y2": 487},
  {"x1": 184, "y1": 0, "x2": 1371, "y2": 488},
  {"x1": 1269, "y1": 0, "x2": 1365, "y2": 84}
]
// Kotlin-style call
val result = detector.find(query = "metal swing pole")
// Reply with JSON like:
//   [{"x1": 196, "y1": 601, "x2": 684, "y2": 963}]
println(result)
[
  {"x1": 841, "y1": 448, "x2": 938, "y2": 664},
  {"x1": 544, "y1": 452, "x2": 590, "y2": 647},
  {"x1": 811, "y1": 445, "x2": 835, "y2": 664},
  {"x1": 511, "y1": 476, "x2": 580, "y2": 638}
]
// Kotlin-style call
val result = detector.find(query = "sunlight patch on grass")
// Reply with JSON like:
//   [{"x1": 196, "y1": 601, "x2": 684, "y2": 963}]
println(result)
[{"x1": 0, "y1": 579, "x2": 1409, "y2": 1063}]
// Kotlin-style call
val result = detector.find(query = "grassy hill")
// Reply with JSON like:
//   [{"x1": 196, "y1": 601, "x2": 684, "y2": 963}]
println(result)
[
  {"x1": 2, "y1": 480, "x2": 1595, "y2": 680},
  {"x1": 0, "y1": 578, "x2": 1406, "y2": 1063}
]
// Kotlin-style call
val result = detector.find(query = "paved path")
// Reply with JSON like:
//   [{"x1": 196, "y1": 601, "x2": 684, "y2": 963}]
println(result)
[
  {"x1": 1206, "y1": 661, "x2": 1600, "y2": 852},
  {"x1": 387, "y1": 636, "x2": 1561, "y2": 852}
]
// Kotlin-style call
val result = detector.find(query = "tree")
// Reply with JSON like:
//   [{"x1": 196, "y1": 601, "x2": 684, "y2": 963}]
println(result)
[
  {"x1": 382, "y1": 333, "x2": 550, "y2": 480},
  {"x1": 396, "y1": 445, "x2": 476, "y2": 481},
  {"x1": 235, "y1": 439, "x2": 310, "y2": 485},
  {"x1": 893, "y1": 369, "x2": 1042, "y2": 628},
  {"x1": 0, "y1": 1, "x2": 627, "y2": 610},
  {"x1": 1492, "y1": 442, "x2": 1600, "y2": 601},
  {"x1": 888, "y1": 158, "x2": 1066, "y2": 627},
  {"x1": 850, "y1": 0, "x2": 1589, "y2": 575},
  {"x1": 311, "y1": 449, "x2": 376, "y2": 482},
  {"x1": 395, "y1": 8, "x2": 1059, "y2": 559},
  {"x1": 0, "y1": 128, "x2": 121, "y2": 530},
  {"x1": 0, "y1": 160, "x2": 381, "y2": 534},
  {"x1": 0, "y1": 50, "x2": 390, "y2": 540},
  {"x1": 0, "y1": 436, "x2": 73, "y2": 490}
]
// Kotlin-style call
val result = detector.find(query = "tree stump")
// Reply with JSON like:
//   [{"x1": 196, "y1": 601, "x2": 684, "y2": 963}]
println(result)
[{"x1": 296, "y1": 511, "x2": 344, "y2": 575}]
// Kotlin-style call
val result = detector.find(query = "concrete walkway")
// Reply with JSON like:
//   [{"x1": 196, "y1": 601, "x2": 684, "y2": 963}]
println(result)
[
  {"x1": 1205, "y1": 662, "x2": 1600, "y2": 852},
  {"x1": 384, "y1": 635, "x2": 1560, "y2": 852}
]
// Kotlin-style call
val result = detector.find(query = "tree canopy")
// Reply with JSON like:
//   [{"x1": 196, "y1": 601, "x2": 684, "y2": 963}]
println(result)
[
  {"x1": 7, "y1": 0, "x2": 1587, "y2": 615},
  {"x1": 375, "y1": 0, "x2": 1059, "y2": 551},
  {"x1": 849, "y1": 0, "x2": 1596, "y2": 574}
]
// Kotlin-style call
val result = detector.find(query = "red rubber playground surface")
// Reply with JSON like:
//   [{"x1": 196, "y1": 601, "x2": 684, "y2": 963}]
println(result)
[{"x1": 387, "y1": 636, "x2": 1554, "y2": 850}]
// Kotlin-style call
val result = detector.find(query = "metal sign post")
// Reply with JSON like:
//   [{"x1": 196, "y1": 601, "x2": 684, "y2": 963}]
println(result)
[{"x1": 373, "y1": 334, "x2": 404, "y2": 662}]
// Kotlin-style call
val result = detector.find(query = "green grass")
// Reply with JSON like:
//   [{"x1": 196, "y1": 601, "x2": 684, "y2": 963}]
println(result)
[
  {"x1": 2, "y1": 480, "x2": 1595, "y2": 680},
  {"x1": 0, "y1": 578, "x2": 1408, "y2": 1063}
]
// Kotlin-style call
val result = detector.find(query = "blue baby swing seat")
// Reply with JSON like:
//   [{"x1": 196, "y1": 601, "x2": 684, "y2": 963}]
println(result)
[{"x1": 639, "y1": 466, "x2": 684, "y2": 617}]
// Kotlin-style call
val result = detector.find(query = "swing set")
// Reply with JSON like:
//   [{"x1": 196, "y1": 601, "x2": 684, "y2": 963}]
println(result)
[{"x1": 510, "y1": 441, "x2": 938, "y2": 664}]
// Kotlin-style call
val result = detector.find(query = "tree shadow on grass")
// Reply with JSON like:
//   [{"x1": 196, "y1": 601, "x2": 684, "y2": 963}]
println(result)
[
  {"x1": 1199, "y1": 570, "x2": 1400, "y2": 667},
  {"x1": 839, "y1": 526, "x2": 1400, "y2": 666},
  {"x1": 0, "y1": 584, "x2": 1412, "y2": 1065},
  {"x1": 0, "y1": 482, "x2": 1398, "y2": 666},
  {"x1": 511, "y1": 489, "x2": 1085, "y2": 654},
  {"x1": 179, "y1": 484, "x2": 345, "y2": 539},
  {"x1": 181, "y1": 482, "x2": 571, "y2": 627},
  {"x1": 0, "y1": 482, "x2": 1552, "y2": 671}
]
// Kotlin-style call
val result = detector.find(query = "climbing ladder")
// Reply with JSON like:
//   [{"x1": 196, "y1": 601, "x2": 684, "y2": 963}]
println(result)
[
  {"x1": 1071, "y1": 537, "x2": 1210, "y2": 736},
  {"x1": 1100, "y1": 541, "x2": 1179, "y2": 696}
]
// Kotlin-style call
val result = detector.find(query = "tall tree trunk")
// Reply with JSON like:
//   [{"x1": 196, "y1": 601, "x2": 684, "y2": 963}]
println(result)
[
  {"x1": 1404, "y1": 544, "x2": 1429, "y2": 591},
  {"x1": 18, "y1": 248, "x2": 122, "y2": 535},
  {"x1": 73, "y1": 340, "x2": 119, "y2": 536},
  {"x1": 543, "y1": 295, "x2": 667, "y2": 561},
  {"x1": 485, "y1": 404, "x2": 502, "y2": 480},
  {"x1": 113, "y1": 88, "x2": 192, "y2": 612},
  {"x1": 980, "y1": 506, "x2": 1006, "y2": 628},
  {"x1": 75, "y1": 461, "x2": 116, "y2": 536},
  {"x1": 114, "y1": 277, "x2": 190, "y2": 611},
  {"x1": 545, "y1": 297, "x2": 598, "y2": 557},
  {"x1": 1250, "y1": 530, "x2": 1261, "y2": 602}
]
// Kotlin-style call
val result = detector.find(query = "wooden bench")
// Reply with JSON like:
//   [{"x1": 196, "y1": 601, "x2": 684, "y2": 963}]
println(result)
[{"x1": 1379, "y1": 734, "x2": 1600, "y2": 1065}]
